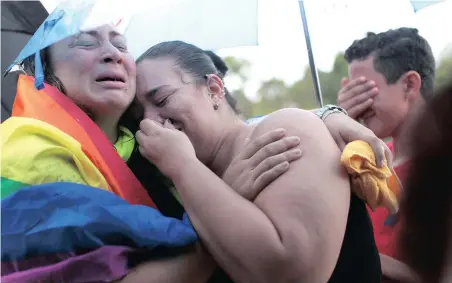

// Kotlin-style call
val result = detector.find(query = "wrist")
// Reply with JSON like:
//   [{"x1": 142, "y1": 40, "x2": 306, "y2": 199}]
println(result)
[
  {"x1": 323, "y1": 111, "x2": 346, "y2": 124},
  {"x1": 170, "y1": 155, "x2": 203, "y2": 185},
  {"x1": 314, "y1": 104, "x2": 348, "y2": 122}
]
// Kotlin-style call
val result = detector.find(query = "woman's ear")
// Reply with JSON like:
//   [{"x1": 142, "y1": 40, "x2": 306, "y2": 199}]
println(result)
[{"x1": 206, "y1": 74, "x2": 225, "y2": 106}]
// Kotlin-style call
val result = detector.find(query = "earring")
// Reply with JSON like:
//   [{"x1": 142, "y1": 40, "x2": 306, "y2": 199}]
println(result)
[{"x1": 214, "y1": 104, "x2": 219, "y2": 110}]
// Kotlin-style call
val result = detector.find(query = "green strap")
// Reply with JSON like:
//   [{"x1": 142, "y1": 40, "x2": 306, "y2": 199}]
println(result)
[
  {"x1": 114, "y1": 126, "x2": 135, "y2": 162},
  {"x1": 116, "y1": 126, "x2": 182, "y2": 203},
  {"x1": 169, "y1": 186, "x2": 182, "y2": 203}
]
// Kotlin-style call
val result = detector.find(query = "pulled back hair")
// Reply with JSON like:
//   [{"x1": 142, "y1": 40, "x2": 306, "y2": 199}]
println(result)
[
  {"x1": 398, "y1": 82, "x2": 452, "y2": 283},
  {"x1": 344, "y1": 27, "x2": 436, "y2": 99},
  {"x1": 21, "y1": 48, "x2": 66, "y2": 94},
  {"x1": 136, "y1": 40, "x2": 239, "y2": 114}
]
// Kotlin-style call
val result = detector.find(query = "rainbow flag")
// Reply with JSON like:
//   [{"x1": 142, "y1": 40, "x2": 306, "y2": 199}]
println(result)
[
  {"x1": 1, "y1": 183, "x2": 197, "y2": 282},
  {"x1": 1, "y1": 75, "x2": 198, "y2": 282},
  {"x1": 2, "y1": 75, "x2": 155, "y2": 205}
]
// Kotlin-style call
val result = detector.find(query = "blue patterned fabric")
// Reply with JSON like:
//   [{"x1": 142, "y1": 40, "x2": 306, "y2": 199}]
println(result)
[{"x1": 2, "y1": 182, "x2": 197, "y2": 261}]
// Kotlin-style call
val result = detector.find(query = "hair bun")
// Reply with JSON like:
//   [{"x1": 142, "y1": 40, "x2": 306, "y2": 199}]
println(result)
[{"x1": 204, "y1": 50, "x2": 228, "y2": 77}]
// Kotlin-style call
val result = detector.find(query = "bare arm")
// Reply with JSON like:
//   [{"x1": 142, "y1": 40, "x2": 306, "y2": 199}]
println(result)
[
  {"x1": 115, "y1": 245, "x2": 215, "y2": 283},
  {"x1": 380, "y1": 253, "x2": 420, "y2": 283},
  {"x1": 171, "y1": 109, "x2": 350, "y2": 283}
]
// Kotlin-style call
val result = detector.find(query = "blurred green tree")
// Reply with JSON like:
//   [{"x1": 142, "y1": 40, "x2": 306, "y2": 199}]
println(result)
[{"x1": 221, "y1": 48, "x2": 452, "y2": 118}]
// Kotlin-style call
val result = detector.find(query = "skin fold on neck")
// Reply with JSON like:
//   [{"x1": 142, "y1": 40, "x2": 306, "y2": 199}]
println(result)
[{"x1": 207, "y1": 119, "x2": 252, "y2": 177}]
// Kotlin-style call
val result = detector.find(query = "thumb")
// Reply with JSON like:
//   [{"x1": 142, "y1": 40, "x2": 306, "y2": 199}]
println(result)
[
  {"x1": 163, "y1": 119, "x2": 176, "y2": 130},
  {"x1": 341, "y1": 77, "x2": 349, "y2": 88}
]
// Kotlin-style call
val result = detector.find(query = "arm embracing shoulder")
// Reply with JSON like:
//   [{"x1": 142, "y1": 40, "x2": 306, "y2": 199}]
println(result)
[{"x1": 251, "y1": 108, "x2": 351, "y2": 282}]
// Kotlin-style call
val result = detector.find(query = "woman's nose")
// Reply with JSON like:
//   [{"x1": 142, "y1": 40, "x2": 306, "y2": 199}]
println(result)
[
  {"x1": 100, "y1": 43, "x2": 123, "y2": 64},
  {"x1": 144, "y1": 110, "x2": 164, "y2": 125}
]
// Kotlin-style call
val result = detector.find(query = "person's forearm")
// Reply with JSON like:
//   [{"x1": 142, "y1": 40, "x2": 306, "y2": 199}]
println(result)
[
  {"x1": 171, "y1": 158, "x2": 289, "y2": 283},
  {"x1": 380, "y1": 253, "x2": 420, "y2": 283},
  {"x1": 116, "y1": 246, "x2": 216, "y2": 283}
]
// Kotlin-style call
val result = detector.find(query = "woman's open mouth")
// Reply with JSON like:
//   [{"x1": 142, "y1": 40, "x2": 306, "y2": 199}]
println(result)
[{"x1": 95, "y1": 74, "x2": 127, "y2": 89}]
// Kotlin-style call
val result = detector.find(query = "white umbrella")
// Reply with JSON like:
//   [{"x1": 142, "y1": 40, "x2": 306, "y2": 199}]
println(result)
[
  {"x1": 39, "y1": 0, "x2": 259, "y2": 59},
  {"x1": 7, "y1": 0, "x2": 258, "y2": 89}
]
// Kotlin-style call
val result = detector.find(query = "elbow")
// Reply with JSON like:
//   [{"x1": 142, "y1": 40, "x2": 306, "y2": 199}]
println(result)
[
  {"x1": 246, "y1": 239, "x2": 336, "y2": 283},
  {"x1": 231, "y1": 231, "x2": 337, "y2": 283},
  {"x1": 235, "y1": 250, "x2": 310, "y2": 283},
  {"x1": 253, "y1": 259, "x2": 308, "y2": 283}
]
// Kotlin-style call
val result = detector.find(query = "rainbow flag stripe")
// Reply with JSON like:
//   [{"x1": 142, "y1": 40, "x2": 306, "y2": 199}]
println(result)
[
  {"x1": 2, "y1": 75, "x2": 155, "y2": 207},
  {"x1": 2, "y1": 182, "x2": 196, "y2": 261}
]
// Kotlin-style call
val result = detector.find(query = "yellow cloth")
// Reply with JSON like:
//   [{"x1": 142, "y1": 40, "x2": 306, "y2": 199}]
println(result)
[
  {"x1": 2, "y1": 117, "x2": 110, "y2": 190},
  {"x1": 341, "y1": 140, "x2": 401, "y2": 214},
  {"x1": 1, "y1": 117, "x2": 135, "y2": 192}
]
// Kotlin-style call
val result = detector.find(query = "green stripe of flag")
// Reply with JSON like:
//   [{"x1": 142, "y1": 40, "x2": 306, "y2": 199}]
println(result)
[{"x1": 1, "y1": 177, "x2": 29, "y2": 199}]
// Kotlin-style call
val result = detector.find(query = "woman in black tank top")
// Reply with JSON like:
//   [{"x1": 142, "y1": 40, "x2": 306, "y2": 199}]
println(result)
[
  {"x1": 129, "y1": 151, "x2": 381, "y2": 283},
  {"x1": 123, "y1": 43, "x2": 383, "y2": 283}
]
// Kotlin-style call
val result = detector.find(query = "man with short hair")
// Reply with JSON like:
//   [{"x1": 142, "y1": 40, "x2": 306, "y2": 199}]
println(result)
[{"x1": 337, "y1": 27, "x2": 436, "y2": 283}]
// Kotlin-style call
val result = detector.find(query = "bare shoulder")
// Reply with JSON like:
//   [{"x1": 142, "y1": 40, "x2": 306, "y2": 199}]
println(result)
[
  {"x1": 249, "y1": 108, "x2": 330, "y2": 143},
  {"x1": 250, "y1": 109, "x2": 350, "y2": 282}
]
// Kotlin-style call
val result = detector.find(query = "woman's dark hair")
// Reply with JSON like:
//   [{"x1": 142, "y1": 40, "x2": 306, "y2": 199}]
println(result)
[
  {"x1": 398, "y1": 82, "x2": 452, "y2": 283},
  {"x1": 136, "y1": 40, "x2": 239, "y2": 114},
  {"x1": 21, "y1": 48, "x2": 67, "y2": 94}
]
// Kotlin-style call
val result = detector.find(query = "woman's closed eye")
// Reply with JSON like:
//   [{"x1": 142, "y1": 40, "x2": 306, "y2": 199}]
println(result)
[
  {"x1": 78, "y1": 40, "x2": 98, "y2": 47},
  {"x1": 155, "y1": 96, "x2": 169, "y2": 107},
  {"x1": 154, "y1": 89, "x2": 176, "y2": 107},
  {"x1": 111, "y1": 40, "x2": 128, "y2": 52},
  {"x1": 114, "y1": 44, "x2": 128, "y2": 52}
]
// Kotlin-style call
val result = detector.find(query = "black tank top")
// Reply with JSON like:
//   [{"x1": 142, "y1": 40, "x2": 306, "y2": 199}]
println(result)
[{"x1": 128, "y1": 151, "x2": 381, "y2": 283}]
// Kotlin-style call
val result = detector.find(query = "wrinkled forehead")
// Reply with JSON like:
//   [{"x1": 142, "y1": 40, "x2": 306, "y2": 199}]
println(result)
[
  {"x1": 77, "y1": 24, "x2": 125, "y2": 41},
  {"x1": 348, "y1": 57, "x2": 392, "y2": 88},
  {"x1": 55, "y1": 24, "x2": 123, "y2": 44},
  {"x1": 50, "y1": 24, "x2": 125, "y2": 56},
  {"x1": 136, "y1": 58, "x2": 189, "y2": 95},
  {"x1": 348, "y1": 57, "x2": 377, "y2": 79}
]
